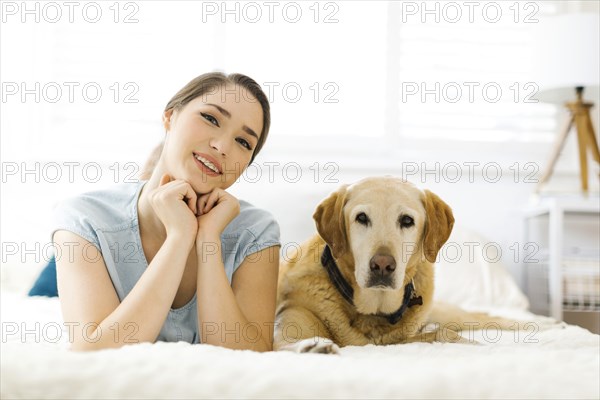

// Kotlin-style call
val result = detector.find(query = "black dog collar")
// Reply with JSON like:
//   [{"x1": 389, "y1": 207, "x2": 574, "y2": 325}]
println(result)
[{"x1": 321, "y1": 245, "x2": 423, "y2": 325}]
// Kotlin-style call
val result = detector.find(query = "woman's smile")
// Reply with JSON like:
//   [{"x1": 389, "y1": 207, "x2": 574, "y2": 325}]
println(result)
[{"x1": 193, "y1": 152, "x2": 222, "y2": 176}]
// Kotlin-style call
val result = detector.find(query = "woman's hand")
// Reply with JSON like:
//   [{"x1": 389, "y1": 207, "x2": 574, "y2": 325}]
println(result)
[
  {"x1": 195, "y1": 188, "x2": 241, "y2": 242},
  {"x1": 149, "y1": 174, "x2": 199, "y2": 243}
]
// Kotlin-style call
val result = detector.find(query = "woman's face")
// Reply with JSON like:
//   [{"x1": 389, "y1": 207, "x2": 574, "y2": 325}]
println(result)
[{"x1": 162, "y1": 84, "x2": 263, "y2": 194}]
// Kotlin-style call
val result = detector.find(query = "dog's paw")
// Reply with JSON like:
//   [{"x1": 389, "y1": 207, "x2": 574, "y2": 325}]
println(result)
[
  {"x1": 438, "y1": 328, "x2": 481, "y2": 345},
  {"x1": 454, "y1": 335, "x2": 482, "y2": 345},
  {"x1": 289, "y1": 337, "x2": 341, "y2": 354},
  {"x1": 402, "y1": 327, "x2": 479, "y2": 345}
]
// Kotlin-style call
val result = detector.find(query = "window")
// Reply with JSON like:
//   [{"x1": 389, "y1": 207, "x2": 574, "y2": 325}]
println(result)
[
  {"x1": 392, "y1": 1, "x2": 561, "y2": 146},
  {"x1": 2, "y1": 1, "x2": 573, "y2": 168}
]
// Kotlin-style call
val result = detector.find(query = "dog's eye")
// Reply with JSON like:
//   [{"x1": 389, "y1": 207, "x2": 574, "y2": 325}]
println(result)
[
  {"x1": 356, "y1": 212, "x2": 370, "y2": 226},
  {"x1": 400, "y1": 215, "x2": 414, "y2": 228}
]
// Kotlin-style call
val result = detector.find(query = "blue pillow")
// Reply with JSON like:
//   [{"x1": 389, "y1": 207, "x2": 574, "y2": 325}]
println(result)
[{"x1": 28, "y1": 256, "x2": 58, "y2": 297}]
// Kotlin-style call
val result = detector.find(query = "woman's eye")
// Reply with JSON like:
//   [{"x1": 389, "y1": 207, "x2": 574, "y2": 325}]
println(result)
[
  {"x1": 201, "y1": 113, "x2": 219, "y2": 127},
  {"x1": 236, "y1": 138, "x2": 253, "y2": 151},
  {"x1": 400, "y1": 215, "x2": 414, "y2": 228}
]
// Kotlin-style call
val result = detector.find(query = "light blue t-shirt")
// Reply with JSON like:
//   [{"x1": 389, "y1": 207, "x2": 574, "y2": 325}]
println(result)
[{"x1": 50, "y1": 180, "x2": 280, "y2": 344}]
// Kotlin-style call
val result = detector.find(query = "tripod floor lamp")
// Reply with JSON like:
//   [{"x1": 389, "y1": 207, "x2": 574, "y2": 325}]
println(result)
[{"x1": 534, "y1": 13, "x2": 600, "y2": 194}]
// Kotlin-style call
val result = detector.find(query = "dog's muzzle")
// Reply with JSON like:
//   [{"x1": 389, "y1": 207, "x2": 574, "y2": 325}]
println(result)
[{"x1": 366, "y1": 254, "x2": 396, "y2": 288}]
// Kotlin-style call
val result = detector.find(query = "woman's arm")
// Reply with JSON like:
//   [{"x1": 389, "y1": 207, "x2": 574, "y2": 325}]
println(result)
[
  {"x1": 194, "y1": 188, "x2": 280, "y2": 351},
  {"x1": 55, "y1": 229, "x2": 194, "y2": 351},
  {"x1": 195, "y1": 235, "x2": 280, "y2": 351}
]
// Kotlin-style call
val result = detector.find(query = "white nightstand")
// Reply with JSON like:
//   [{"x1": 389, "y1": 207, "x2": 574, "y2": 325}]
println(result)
[{"x1": 523, "y1": 195, "x2": 600, "y2": 332}]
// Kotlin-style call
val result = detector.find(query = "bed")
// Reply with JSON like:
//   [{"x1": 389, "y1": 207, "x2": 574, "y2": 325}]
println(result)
[{"x1": 1, "y1": 229, "x2": 599, "y2": 399}]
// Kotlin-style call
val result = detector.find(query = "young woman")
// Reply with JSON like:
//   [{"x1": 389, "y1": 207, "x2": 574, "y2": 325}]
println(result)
[{"x1": 52, "y1": 72, "x2": 280, "y2": 351}]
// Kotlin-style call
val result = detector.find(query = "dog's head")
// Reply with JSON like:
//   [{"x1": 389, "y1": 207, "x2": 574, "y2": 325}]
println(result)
[{"x1": 313, "y1": 177, "x2": 454, "y2": 291}]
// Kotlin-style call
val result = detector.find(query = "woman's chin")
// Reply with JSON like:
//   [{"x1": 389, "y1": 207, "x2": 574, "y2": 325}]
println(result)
[
  {"x1": 192, "y1": 177, "x2": 230, "y2": 195},
  {"x1": 190, "y1": 181, "x2": 215, "y2": 195},
  {"x1": 176, "y1": 169, "x2": 230, "y2": 194}
]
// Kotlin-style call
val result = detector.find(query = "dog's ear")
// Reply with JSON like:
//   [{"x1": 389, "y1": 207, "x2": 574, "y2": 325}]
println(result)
[
  {"x1": 422, "y1": 190, "x2": 455, "y2": 263},
  {"x1": 313, "y1": 185, "x2": 349, "y2": 258}
]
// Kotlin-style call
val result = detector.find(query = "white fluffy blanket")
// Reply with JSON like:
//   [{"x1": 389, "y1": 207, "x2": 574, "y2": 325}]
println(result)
[{"x1": 1, "y1": 291, "x2": 599, "y2": 399}]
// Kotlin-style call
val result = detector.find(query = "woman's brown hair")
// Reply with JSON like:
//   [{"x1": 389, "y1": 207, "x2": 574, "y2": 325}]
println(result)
[{"x1": 139, "y1": 72, "x2": 271, "y2": 180}]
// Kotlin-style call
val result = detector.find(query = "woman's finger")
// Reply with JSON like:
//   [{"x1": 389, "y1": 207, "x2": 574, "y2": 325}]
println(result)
[
  {"x1": 160, "y1": 178, "x2": 197, "y2": 215},
  {"x1": 180, "y1": 182, "x2": 198, "y2": 215},
  {"x1": 197, "y1": 190, "x2": 220, "y2": 214},
  {"x1": 196, "y1": 193, "x2": 209, "y2": 216},
  {"x1": 202, "y1": 190, "x2": 223, "y2": 214}
]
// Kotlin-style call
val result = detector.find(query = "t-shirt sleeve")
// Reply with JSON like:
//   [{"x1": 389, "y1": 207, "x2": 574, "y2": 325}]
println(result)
[
  {"x1": 50, "y1": 197, "x2": 102, "y2": 252},
  {"x1": 241, "y1": 209, "x2": 281, "y2": 255},
  {"x1": 223, "y1": 206, "x2": 281, "y2": 276}
]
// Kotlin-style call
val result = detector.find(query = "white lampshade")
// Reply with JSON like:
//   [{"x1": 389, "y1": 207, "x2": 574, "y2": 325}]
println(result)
[{"x1": 533, "y1": 13, "x2": 600, "y2": 104}]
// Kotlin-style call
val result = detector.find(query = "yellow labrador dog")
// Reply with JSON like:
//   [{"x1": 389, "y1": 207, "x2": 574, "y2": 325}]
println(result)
[{"x1": 274, "y1": 177, "x2": 522, "y2": 354}]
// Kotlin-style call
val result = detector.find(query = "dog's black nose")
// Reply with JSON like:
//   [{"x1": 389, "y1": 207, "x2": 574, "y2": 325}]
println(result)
[{"x1": 369, "y1": 254, "x2": 396, "y2": 276}]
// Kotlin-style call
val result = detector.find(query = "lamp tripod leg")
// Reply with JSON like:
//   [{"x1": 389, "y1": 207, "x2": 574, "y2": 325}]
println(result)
[
  {"x1": 537, "y1": 114, "x2": 574, "y2": 192},
  {"x1": 584, "y1": 111, "x2": 600, "y2": 164},
  {"x1": 575, "y1": 113, "x2": 590, "y2": 192}
]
